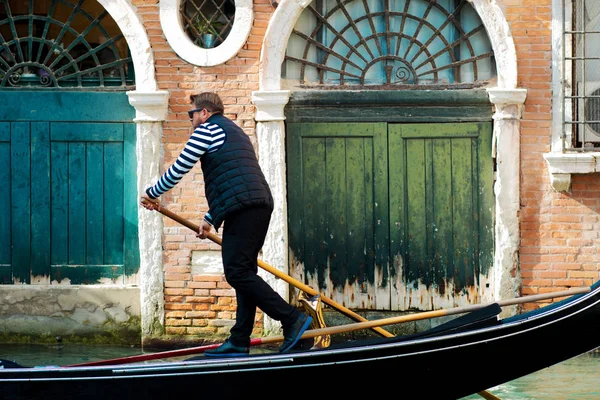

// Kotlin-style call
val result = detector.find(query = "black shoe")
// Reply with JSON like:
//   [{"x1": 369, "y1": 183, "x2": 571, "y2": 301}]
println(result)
[
  {"x1": 279, "y1": 314, "x2": 313, "y2": 353},
  {"x1": 204, "y1": 340, "x2": 249, "y2": 358}
]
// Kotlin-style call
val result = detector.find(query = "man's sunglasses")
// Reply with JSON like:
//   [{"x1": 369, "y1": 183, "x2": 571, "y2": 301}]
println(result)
[{"x1": 188, "y1": 108, "x2": 205, "y2": 119}]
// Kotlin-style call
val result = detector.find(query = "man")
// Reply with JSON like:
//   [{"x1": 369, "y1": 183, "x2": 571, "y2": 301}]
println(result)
[{"x1": 141, "y1": 92, "x2": 312, "y2": 357}]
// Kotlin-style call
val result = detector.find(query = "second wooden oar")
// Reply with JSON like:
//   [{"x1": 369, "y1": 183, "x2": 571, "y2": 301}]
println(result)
[
  {"x1": 66, "y1": 286, "x2": 589, "y2": 367},
  {"x1": 140, "y1": 198, "x2": 394, "y2": 338}
]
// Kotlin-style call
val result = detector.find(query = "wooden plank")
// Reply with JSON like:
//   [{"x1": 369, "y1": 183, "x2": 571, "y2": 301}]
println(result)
[
  {"x1": 0, "y1": 123, "x2": 11, "y2": 283},
  {"x1": 51, "y1": 142, "x2": 69, "y2": 267},
  {"x1": 431, "y1": 138, "x2": 453, "y2": 291},
  {"x1": 324, "y1": 136, "x2": 347, "y2": 288},
  {"x1": 372, "y1": 123, "x2": 389, "y2": 309},
  {"x1": 123, "y1": 123, "x2": 139, "y2": 276},
  {"x1": 302, "y1": 134, "x2": 327, "y2": 289},
  {"x1": 451, "y1": 137, "x2": 475, "y2": 290},
  {"x1": 424, "y1": 136, "x2": 434, "y2": 289},
  {"x1": 51, "y1": 123, "x2": 123, "y2": 142},
  {"x1": 405, "y1": 138, "x2": 427, "y2": 287},
  {"x1": 30, "y1": 122, "x2": 51, "y2": 282},
  {"x1": 388, "y1": 124, "x2": 406, "y2": 308},
  {"x1": 68, "y1": 142, "x2": 86, "y2": 265},
  {"x1": 286, "y1": 123, "x2": 306, "y2": 285},
  {"x1": 11, "y1": 122, "x2": 31, "y2": 284},
  {"x1": 0, "y1": 92, "x2": 135, "y2": 122},
  {"x1": 477, "y1": 123, "x2": 494, "y2": 277},
  {"x1": 86, "y1": 142, "x2": 104, "y2": 265},
  {"x1": 104, "y1": 141, "x2": 124, "y2": 265},
  {"x1": 0, "y1": 122, "x2": 9, "y2": 141}
]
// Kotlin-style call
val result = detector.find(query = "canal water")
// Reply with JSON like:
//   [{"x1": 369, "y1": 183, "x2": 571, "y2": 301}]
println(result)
[{"x1": 0, "y1": 343, "x2": 598, "y2": 399}]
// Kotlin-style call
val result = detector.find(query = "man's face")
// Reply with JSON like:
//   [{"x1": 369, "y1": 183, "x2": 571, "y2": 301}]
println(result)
[{"x1": 188, "y1": 107, "x2": 209, "y2": 129}]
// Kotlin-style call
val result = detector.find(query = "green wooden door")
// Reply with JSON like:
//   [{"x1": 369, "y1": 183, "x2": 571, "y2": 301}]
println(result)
[
  {"x1": 287, "y1": 123, "x2": 390, "y2": 309},
  {"x1": 287, "y1": 122, "x2": 493, "y2": 310},
  {"x1": 388, "y1": 123, "x2": 494, "y2": 309},
  {"x1": 0, "y1": 92, "x2": 138, "y2": 285}
]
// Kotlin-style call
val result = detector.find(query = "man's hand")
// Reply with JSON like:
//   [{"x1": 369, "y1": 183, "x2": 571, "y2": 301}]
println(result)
[
  {"x1": 196, "y1": 220, "x2": 212, "y2": 239},
  {"x1": 140, "y1": 196, "x2": 160, "y2": 211}
]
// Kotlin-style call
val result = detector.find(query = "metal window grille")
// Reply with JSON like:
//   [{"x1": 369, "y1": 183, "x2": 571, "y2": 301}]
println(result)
[
  {"x1": 563, "y1": 0, "x2": 600, "y2": 150},
  {"x1": 0, "y1": 0, "x2": 134, "y2": 89},
  {"x1": 180, "y1": 0, "x2": 235, "y2": 49},
  {"x1": 282, "y1": 0, "x2": 495, "y2": 88}
]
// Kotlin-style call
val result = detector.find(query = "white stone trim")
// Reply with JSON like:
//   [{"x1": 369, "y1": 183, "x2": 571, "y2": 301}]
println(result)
[
  {"x1": 252, "y1": 90, "x2": 291, "y2": 121},
  {"x1": 255, "y1": 0, "x2": 525, "y2": 314},
  {"x1": 468, "y1": 0, "x2": 518, "y2": 89},
  {"x1": 98, "y1": 0, "x2": 157, "y2": 92},
  {"x1": 487, "y1": 88, "x2": 527, "y2": 315},
  {"x1": 127, "y1": 91, "x2": 170, "y2": 122},
  {"x1": 98, "y1": 0, "x2": 166, "y2": 338},
  {"x1": 545, "y1": 0, "x2": 600, "y2": 192},
  {"x1": 160, "y1": 0, "x2": 253, "y2": 67}
]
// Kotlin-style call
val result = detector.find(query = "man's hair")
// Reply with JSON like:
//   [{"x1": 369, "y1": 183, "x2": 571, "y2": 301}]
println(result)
[{"x1": 189, "y1": 92, "x2": 224, "y2": 114}]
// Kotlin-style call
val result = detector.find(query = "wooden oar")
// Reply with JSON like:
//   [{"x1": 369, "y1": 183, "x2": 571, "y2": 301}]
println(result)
[
  {"x1": 140, "y1": 198, "x2": 394, "y2": 338},
  {"x1": 66, "y1": 286, "x2": 589, "y2": 367}
]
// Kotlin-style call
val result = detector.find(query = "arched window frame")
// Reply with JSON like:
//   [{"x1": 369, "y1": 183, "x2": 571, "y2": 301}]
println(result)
[{"x1": 160, "y1": 0, "x2": 253, "y2": 67}]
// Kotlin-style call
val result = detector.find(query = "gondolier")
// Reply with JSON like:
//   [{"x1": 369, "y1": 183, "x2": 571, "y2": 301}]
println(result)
[{"x1": 141, "y1": 91, "x2": 312, "y2": 357}]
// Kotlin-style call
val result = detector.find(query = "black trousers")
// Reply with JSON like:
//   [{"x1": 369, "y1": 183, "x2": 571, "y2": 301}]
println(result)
[{"x1": 221, "y1": 206, "x2": 299, "y2": 347}]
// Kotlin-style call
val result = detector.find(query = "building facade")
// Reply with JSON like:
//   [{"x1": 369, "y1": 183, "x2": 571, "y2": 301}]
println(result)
[{"x1": 0, "y1": 0, "x2": 598, "y2": 345}]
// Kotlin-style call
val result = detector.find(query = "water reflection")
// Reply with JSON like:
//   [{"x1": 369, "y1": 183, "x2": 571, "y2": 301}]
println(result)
[{"x1": 462, "y1": 350, "x2": 600, "y2": 399}]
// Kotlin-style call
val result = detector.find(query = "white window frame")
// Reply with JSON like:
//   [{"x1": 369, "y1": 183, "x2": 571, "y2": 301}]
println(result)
[
  {"x1": 159, "y1": 0, "x2": 253, "y2": 67},
  {"x1": 545, "y1": 0, "x2": 600, "y2": 192}
]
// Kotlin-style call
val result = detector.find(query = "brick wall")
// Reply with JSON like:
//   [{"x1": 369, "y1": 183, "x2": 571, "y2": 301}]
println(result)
[
  {"x1": 504, "y1": 0, "x2": 600, "y2": 311},
  {"x1": 133, "y1": 0, "x2": 275, "y2": 338}
]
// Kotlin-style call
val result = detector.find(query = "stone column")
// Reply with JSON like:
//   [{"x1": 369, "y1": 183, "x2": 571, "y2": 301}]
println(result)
[
  {"x1": 127, "y1": 90, "x2": 170, "y2": 339},
  {"x1": 252, "y1": 90, "x2": 291, "y2": 335},
  {"x1": 486, "y1": 88, "x2": 527, "y2": 316}
]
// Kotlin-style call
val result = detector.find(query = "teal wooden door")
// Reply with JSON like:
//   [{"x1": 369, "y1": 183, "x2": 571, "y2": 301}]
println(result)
[
  {"x1": 287, "y1": 122, "x2": 493, "y2": 310},
  {"x1": 287, "y1": 123, "x2": 390, "y2": 309},
  {"x1": 0, "y1": 92, "x2": 138, "y2": 285}
]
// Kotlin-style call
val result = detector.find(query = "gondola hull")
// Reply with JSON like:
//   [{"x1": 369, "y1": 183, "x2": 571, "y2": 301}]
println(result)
[{"x1": 1, "y1": 282, "x2": 599, "y2": 400}]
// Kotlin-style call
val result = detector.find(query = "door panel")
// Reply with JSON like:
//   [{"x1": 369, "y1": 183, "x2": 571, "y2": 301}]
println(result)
[
  {"x1": 388, "y1": 123, "x2": 493, "y2": 309},
  {"x1": 49, "y1": 122, "x2": 130, "y2": 284},
  {"x1": 0, "y1": 92, "x2": 139, "y2": 285},
  {"x1": 287, "y1": 123, "x2": 390, "y2": 309}
]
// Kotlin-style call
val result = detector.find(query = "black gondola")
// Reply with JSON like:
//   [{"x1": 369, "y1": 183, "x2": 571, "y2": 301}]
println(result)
[{"x1": 1, "y1": 280, "x2": 599, "y2": 400}]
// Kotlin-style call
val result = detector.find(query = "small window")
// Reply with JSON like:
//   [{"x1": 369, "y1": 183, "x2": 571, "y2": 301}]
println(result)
[
  {"x1": 181, "y1": 0, "x2": 235, "y2": 49},
  {"x1": 562, "y1": 0, "x2": 600, "y2": 150}
]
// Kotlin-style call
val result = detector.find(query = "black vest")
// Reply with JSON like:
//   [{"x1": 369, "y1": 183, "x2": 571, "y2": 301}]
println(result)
[{"x1": 201, "y1": 114, "x2": 273, "y2": 230}]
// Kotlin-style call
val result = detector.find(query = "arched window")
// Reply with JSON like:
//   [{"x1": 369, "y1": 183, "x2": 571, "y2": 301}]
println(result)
[
  {"x1": 283, "y1": 0, "x2": 495, "y2": 88},
  {"x1": 0, "y1": 0, "x2": 133, "y2": 89}
]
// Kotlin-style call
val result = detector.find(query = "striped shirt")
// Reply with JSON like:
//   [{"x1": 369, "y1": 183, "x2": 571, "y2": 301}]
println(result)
[{"x1": 145, "y1": 121, "x2": 226, "y2": 224}]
